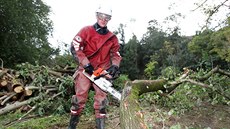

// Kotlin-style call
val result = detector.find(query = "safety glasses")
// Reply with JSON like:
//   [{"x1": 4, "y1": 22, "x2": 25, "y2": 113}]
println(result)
[{"x1": 97, "y1": 13, "x2": 111, "y2": 21}]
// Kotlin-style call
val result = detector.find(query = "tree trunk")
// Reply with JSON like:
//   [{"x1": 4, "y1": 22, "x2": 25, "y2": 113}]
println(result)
[
  {"x1": 119, "y1": 67, "x2": 230, "y2": 129},
  {"x1": 119, "y1": 69, "x2": 191, "y2": 129},
  {"x1": 120, "y1": 79, "x2": 167, "y2": 129}
]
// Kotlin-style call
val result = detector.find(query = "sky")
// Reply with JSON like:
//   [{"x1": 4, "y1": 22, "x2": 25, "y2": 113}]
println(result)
[{"x1": 42, "y1": 0, "x2": 227, "y2": 51}]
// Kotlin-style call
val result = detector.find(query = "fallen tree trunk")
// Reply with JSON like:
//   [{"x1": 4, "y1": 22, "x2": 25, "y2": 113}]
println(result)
[
  {"x1": 119, "y1": 67, "x2": 229, "y2": 129},
  {"x1": 120, "y1": 79, "x2": 167, "y2": 129}
]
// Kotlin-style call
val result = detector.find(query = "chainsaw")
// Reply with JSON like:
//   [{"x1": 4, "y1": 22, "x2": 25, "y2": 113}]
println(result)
[{"x1": 82, "y1": 68, "x2": 121, "y2": 101}]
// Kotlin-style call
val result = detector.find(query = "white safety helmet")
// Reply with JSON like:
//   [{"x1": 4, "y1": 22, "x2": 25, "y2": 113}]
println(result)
[{"x1": 96, "y1": 4, "x2": 112, "y2": 16}]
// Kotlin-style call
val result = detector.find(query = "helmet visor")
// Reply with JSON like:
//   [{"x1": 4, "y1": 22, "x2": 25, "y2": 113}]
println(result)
[{"x1": 97, "y1": 13, "x2": 111, "y2": 21}]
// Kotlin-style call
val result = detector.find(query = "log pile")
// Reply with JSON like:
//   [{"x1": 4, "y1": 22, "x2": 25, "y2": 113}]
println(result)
[
  {"x1": 0, "y1": 63, "x2": 76, "y2": 115},
  {"x1": 0, "y1": 68, "x2": 24, "y2": 106}
]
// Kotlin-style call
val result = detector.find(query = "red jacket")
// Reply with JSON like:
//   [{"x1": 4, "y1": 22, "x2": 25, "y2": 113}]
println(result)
[{"x1": 71, "y1": 25, "x2": 122, "y2": 70}]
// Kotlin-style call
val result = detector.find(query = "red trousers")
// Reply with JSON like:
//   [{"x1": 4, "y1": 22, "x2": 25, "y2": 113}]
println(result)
[{"x1": 70, "y1": 69, "x2": 108, "y2": 118}]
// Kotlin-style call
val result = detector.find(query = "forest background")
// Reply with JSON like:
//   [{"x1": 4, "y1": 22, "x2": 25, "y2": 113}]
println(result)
[{"x1": 0, "y1": 0, "x2": 229, "y2": 129}]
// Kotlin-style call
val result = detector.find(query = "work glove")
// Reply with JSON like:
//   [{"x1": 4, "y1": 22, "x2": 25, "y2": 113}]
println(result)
[
  {"x1": 107, "y1": 65, "x2": 120, "y2": 78},
  {"x1": 83, "y1": 64, "x2": 94, "y2": 75}
]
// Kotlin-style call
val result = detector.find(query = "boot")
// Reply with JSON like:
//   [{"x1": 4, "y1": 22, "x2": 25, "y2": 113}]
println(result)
[
  {"x1": 68, "y1": 115, "x2": 79, "y2": 129},
  {"x1": 96, "y1": 118, "x2": 105, "y2": 129}
]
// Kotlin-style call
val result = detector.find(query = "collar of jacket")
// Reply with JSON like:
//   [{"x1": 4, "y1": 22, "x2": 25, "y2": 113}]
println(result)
[{"x1": 93, "y1": 23, "x2": 109, "y2": 35}]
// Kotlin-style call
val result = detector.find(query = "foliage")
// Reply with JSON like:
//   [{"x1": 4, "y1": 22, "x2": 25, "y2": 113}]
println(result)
[
  {"x1": 140, "y1": 20, "x2": 166, "y2": 74},
  {"x1": 188, "y1": 20, "x2": 230, "y2": 69},
  {"x1": 161, "y1": 66, "x2": 179, "y2": 80},
  {"x1": 144, "y1": 60, "x2": 158, "y2": 79},
  {"x1": 120, "y1": 35, "x2": 140, "y2": 80},
  {"x1": 50, "y1": 53, "x2": 77, "y2": 68},
  {"x1": 210, "y1": 21, "x2": 230, "y2": 62},
  {"x1": 0, "y1": 0, "x2": 59, "y2": 68},
  {"x1": 120, "y1": 19, "x2": 194, "y2": 79},
  {"x1": 113, "y1": 74, "x2": 130, "y2": 89},
  {"x1": 140, "y1": 68, "x2": 230, "y2": 115}
]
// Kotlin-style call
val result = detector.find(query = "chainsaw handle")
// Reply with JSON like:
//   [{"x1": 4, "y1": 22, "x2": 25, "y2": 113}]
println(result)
[{"x1": 94, "y1": 73, "x2": 109, "y2": 80}]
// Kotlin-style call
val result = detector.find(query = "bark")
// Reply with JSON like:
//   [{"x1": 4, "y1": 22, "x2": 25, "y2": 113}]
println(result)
[
  {"x1": 0, "y1": 96, "x2": 39, "y2": 115},
  {"x1": 120, "y1": 80, "x2": 167, "y2": 129},
  {"x1": 47, "y1": 69, "x2": 62, "y2": 77},
  {"x1": 1, "y1": 92, "x2": 17, "y2": 105}
]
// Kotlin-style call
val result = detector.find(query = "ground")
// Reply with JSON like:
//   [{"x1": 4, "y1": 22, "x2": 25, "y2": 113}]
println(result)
[
  {"x1": 1, "y1": 102, "x2": 229, "y2": 129},
  {"x1": 143, "y1": 102, "x2": 230, "y2": 129},
  {"x1": 51, "y1": 102, "x2": 230, "y2": 129}
]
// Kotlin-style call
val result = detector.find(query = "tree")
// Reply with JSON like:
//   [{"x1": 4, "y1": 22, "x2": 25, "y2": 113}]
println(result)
[
  {"x1": 120, "y1": 35, "x2": 140, "y2": 80},
  {"x1": 188, "y1": 18, "x2": 230, "y2": 69},
  {"x1": 139, "y1": 20, "x2": 194, "y2": 77},
  {"x1": 139, "y1": 20, "x2": 166, "y2": 76},
  {"x1": 0, "y1": 0, "x2": 59, "y2": 68},
  {"x1": 210, "y1": 18, "x2": 230, "y2": 62}
]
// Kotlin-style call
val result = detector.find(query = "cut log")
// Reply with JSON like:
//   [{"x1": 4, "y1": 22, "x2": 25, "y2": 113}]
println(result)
[
  {"x1": 0, "y1": 80, "x2": 8, "y2": 87},
  {"x1": 14, "y1": 85, "x2": 24, "y2": 93},
  {"x1": 24, "y1": 89, "x2": 33, "y2": 96}
]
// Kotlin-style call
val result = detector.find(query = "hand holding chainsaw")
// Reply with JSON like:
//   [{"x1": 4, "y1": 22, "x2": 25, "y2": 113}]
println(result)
[
  {"x1": 83, "y1": 63, "x2": 94, "y2": 75},
  {"x1": 82, "y1": 67, "x2": 122, "y2": 101},
  {"x1": 107, "y1": 65, "x2": 120, "y2": 79}
]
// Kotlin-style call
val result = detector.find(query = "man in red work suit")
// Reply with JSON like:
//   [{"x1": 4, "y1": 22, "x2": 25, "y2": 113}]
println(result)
[{"x1": 68, "y1": 4, "x2": 122, "y2": 129}]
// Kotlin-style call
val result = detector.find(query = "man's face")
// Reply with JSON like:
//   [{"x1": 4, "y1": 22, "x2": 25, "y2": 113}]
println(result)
[{"x1": 96, "y1": 13, "x2": 111, "y2": 27}]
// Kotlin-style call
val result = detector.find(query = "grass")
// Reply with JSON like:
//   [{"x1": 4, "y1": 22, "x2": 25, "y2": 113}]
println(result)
[{"x1": 0, "y1": 112, "x2": 69, "y2": 129}]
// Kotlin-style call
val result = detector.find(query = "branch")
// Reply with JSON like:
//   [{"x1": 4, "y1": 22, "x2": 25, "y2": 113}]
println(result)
[
  {"x1": 47, "y1": 69, "x2": 62, "y2": 77},
  {"x1": 18, "y1": 105, "x2": 37, "y2": 120},
  {"x1": 197, "y1": 66, "x2": 219, "y2": 81},
  {"x1": 196, "y1": 66, "x2": 230, "y2": 81},
  {"x1": 183, "y1": 79, "x2": 210, "y2": 88},
  {"x1": 1, "y1": 92, "x2": 17, "y2": 105},
  {"x1": 0, "y1": 96, "x2": 40, "y2": 115},
  {"x1": 191, "y1": 0, "x2": 208, "y2": 11},
  {"x1": 182, "y1": 79, "x2": 230, "y2": 100},
  {"x1": 218, "y1": 68, "x2": 230, "y2": 77},
  {"x1": 0, "y1": 94, "x2": 8, "y2": 101},
  {"x1": 206, "y1": 0, "x2": 229, "y2": 23}
]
